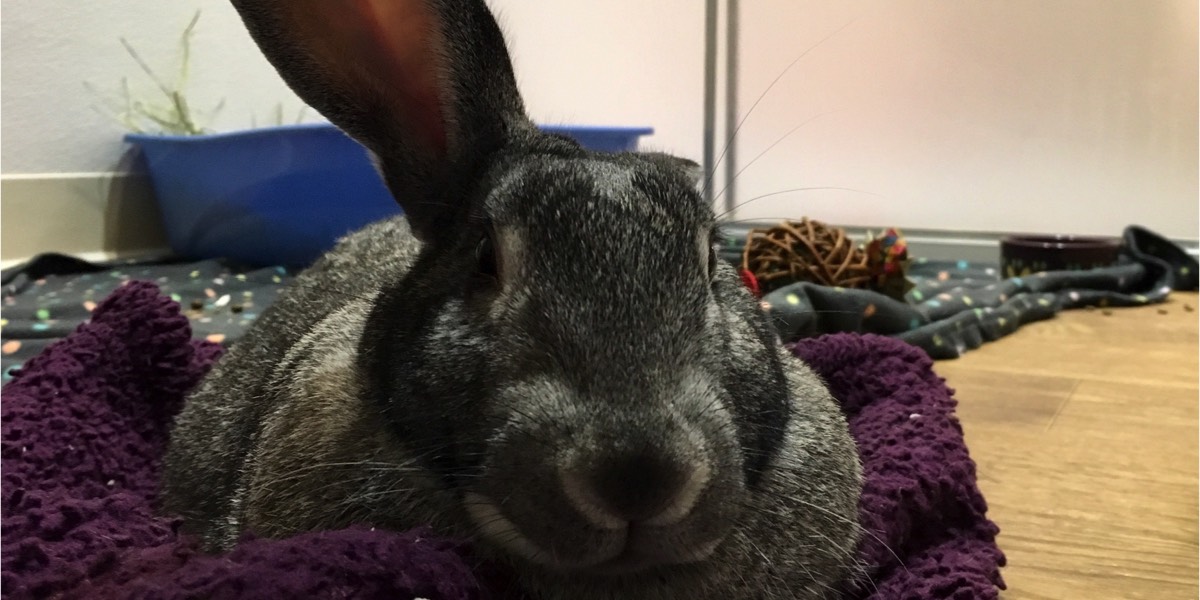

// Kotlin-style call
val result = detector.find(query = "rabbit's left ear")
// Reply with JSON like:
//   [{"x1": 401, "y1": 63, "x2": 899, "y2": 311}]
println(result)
[
  {"x1": 641, "y1": 152, "x2": 704, "y2": 187},
  {"x1": 229, "y1": 0, "x2": 532, "y2": 240}
]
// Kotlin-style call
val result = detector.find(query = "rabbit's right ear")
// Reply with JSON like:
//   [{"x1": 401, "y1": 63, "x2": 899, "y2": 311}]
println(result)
[{"x1": 229, "y1": 0, "x2": 532, "y2": 240}]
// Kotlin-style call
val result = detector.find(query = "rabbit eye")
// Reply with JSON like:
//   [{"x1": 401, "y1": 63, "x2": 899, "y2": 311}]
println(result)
[
  {"x1": 476, "y1": 234, "x2": 499, "y2": 280},
  {"x1": 706, "y1": 227, "x2": 727, "y2": 282}
]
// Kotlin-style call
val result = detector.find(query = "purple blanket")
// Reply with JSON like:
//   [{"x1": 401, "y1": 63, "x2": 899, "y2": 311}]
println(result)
[{"x1": 1, "y1": 282, "x2": 1004, "y2": 599}]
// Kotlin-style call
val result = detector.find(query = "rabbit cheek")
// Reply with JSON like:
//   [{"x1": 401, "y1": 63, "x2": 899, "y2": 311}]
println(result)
[{"x1": 709, "y1": 270, "x2": 794, "y2": 487}]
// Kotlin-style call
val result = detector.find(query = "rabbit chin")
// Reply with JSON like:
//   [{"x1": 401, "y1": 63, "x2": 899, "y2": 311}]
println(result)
[{"x1": 463, "y1": 492, "x2": 722, "y2": 575}]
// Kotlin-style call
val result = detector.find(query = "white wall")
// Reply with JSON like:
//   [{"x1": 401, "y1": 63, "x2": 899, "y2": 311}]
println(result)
[
  {"x1": 0, "y1": 0, "x2": 705, "y2": 174},
  {"x1": 490, "y1": 1, "x2": 705, "y2": 160},
  {"x1": 0, "y1": 0, "x2": 705, "y2": 262},
  {"x1": 727, "y1": 0, "x2": 1199, "y2": 240},
  {"x1": 1, "y1": 2, "x2": 311, "y2": 174}
]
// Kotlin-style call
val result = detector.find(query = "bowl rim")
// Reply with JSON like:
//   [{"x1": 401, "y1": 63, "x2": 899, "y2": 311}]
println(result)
[
  {"x1": 124, "y1": 122, "x2": 341, "y2": 144},
  {"x1": 1000, "y1": 234, "x2": 1121, "y2": 251},
  {"x1": 126, "y1": 123, "x2": 656, "y2": 144}
]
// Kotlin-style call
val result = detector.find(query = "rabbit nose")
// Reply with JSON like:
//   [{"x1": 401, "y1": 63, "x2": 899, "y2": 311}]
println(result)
[{"x1": 562, "y1": 452, "x2": 710, "y2": 529}]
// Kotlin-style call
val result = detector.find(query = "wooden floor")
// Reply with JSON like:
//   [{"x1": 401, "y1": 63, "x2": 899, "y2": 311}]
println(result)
[{"x1": 935, "y1": 292, "x2": 1199, "y2": 599}]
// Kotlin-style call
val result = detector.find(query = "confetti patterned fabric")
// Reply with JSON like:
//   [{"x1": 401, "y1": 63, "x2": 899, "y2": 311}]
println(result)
[
  {"x1": 1, "y1": 256, "x2": 294, "y2": 382},
  {"x1": 760, "y1": 225, "x2": 1198, "y2": 358},
  {"x1": 1, "y1": 281, "x2": 1003, "y2": 599},
  {"x1": 2, "y1": 226, "x2": 1194, "y2": 373}
]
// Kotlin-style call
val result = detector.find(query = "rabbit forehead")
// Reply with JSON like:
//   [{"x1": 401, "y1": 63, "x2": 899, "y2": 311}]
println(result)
[
  {"x1": 485, "y1": 155, "x2": 711, "y2": 282},
  {"x1": 487, "y1": 154, "x2": 710, "y2": 230},
  {"x1": 476, "y1": 153, "x2": 715, "y2": 366}
]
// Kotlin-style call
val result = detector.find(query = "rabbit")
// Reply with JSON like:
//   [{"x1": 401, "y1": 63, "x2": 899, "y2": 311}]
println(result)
[{"x1": 160, "y1": 0, "x2": 864, "y2": 598}]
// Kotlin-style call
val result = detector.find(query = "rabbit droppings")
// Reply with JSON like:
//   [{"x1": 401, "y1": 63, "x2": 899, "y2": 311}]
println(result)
[{"x1": 161, "y1": 1, "x2": 863, "y2": 598}]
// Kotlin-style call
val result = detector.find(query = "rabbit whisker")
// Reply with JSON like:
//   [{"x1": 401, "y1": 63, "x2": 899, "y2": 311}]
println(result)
[
  {"x1": 710, "y1": 109, "x2": 844, "y2": 210},
  {"x1": 702, "y1": 18, "x2": 861, "y2": 196},
  {"x1": 716, "y1": 186, "x2": 883, "y2": 222}
]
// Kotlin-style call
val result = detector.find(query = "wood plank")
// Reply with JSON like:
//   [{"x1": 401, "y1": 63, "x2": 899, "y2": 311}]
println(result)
[{"x1": 936, "y1": 292, "x2": 1198, "y2": 599}]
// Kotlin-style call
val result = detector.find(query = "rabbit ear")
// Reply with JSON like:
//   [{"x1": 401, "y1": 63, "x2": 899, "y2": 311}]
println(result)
[
  {"x1": 229, "y1": 0, "x2": 531, "y2": 239},
  {"x1": 640, "y1": 152, "x2": 704, "y2": 187}
]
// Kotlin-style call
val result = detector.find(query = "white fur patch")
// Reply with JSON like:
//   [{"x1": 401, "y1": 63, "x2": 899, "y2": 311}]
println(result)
[
  {"x1": 490, "y1": 227, "x2": 528, "y2": 320},
  {"x1": 644, "y1": 433, "x2": 711, "y2": 527},
  {"x1": 463, "y1": 492, "x2": 552, "y2": 564},
  {"x1": 559, "y1": 467, "x2": 628, "y2": 531}
]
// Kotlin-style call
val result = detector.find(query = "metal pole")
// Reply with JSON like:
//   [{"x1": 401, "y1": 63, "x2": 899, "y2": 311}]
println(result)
[
  {"x1": 702, "y1": 0, "x2": 718, "y2": 206},
  {"x1": 723, "y1": 0, "x2": 739, "y2": 217}
]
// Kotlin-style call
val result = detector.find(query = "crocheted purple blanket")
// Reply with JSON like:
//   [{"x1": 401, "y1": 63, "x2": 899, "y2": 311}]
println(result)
[{"x1": 1, "y1": 282, "x2": 1004, "y2": 599}]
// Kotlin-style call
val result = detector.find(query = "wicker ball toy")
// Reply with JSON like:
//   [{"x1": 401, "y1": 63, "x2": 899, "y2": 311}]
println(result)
[
  {"x1": 740, "y1": 218, "x2": 870, "y2": 294},
  {"x1": 739, "y1": 218, "x2": 913, "y2": 300}
]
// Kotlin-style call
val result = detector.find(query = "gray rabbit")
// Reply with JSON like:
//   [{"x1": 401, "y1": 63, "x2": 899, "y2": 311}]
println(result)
[{"x1": 160, "y1": 0, "x2": 864, "y2": 598}]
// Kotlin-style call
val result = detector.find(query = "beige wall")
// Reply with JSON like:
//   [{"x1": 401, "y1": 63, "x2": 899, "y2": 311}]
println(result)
[
  {"x1": 1, "y1": 0, "x2": 1195, "y2": 262},
  {"x1": 726, "y1": 0, "x2": 1198, "y2": 240}
]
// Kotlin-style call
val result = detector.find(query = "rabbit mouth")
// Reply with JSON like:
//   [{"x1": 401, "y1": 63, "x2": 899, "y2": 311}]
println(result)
[
  {"x1": 587, "y1": 531, "x2": 723, "y2": 576},
  {"x1": 464, "y1": 492, "x2": 724, "y2": 575}
]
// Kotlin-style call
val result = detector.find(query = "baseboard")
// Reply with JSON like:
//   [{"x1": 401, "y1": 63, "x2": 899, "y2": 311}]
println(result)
[
  {"x1": 1, "y1": 173, "x2": 171, "y2": 267},
  {"x1": 719, "y1": 222, "x2": 1200, "y2": 264},
  {"x1": 2, "y1": 174, "x2": 1195, "y2": 269}
]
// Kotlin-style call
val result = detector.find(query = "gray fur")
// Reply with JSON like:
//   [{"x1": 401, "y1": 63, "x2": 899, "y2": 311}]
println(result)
[{"x1": 161, "y1": 1, "x2": 863, "y2": 598}]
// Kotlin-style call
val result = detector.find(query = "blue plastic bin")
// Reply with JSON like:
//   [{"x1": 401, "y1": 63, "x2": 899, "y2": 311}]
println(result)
[
  {"x1": 539, "y1": 125, "x2": 654, "y2": 152},
  {"x1": 127, "y1": 122, "x2": 653, "y2": 267}
]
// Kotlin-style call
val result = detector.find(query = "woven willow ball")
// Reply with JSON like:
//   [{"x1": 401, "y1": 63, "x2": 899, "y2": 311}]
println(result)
[{"x1": 741, "y1": 218, "x2": 871, "y2": 294}]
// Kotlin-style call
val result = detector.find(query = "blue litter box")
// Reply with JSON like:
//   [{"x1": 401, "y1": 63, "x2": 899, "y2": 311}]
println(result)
[
  {"x1": 127, "y1": 122, "x2": 653, "y2": 267},
  {"x1": 538, "y1": 125, "x2": 653, "y2": 153}
]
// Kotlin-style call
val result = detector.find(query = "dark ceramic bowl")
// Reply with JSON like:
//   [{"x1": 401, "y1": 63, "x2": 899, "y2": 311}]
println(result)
[{"x1": 1000, "y1": 234, "x2": 1121, "y2": 278}]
